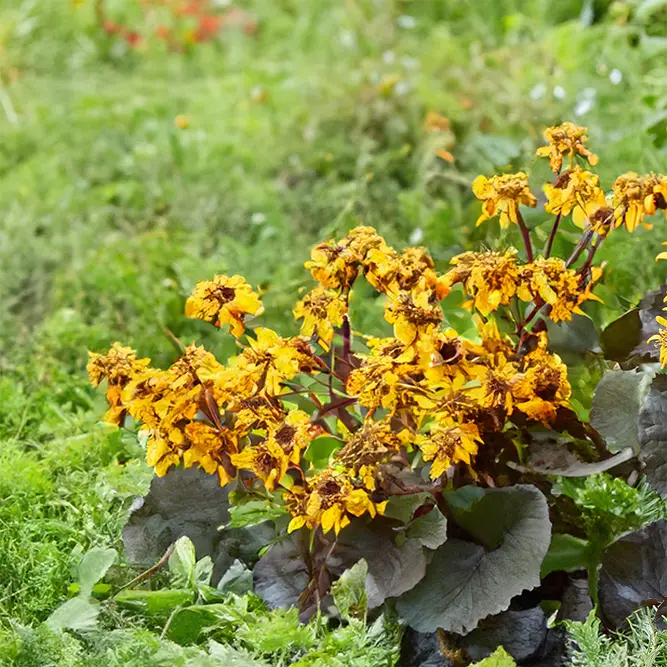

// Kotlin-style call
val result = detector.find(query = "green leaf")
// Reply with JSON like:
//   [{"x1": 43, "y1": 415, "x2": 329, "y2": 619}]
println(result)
[
  {"x1": 443, "y1": 485, "x2": 485, "y2": 511},
  {"x1": 77, "y1": 547, "x2": 117, "y2": 597},
  {"x1": 590, "y1": 369, "x2": 654, "y2": 453},
  {"x1": 166, "y1": 604, "x2": 231, "y2": 645},
  {"x1": 331, "y1": 559, "x2": 368, "y2": 621},
  {"x1": 208, "y1": 643, "x2": 272, "y2": 667},
  {"x1": 405, "y1": 507, "x2": 447, "y2": 550},
  {"x1": 228, "y1": 499, "x2": 287, "y2": 528},
  {"x1": 303, "y1": 436, "x2": 344, "y2": 469},
  {"x1": 46, "y1": 597, "x2": 99, "y2": 632},
  {"x1": 383, "y1": 492, "x2": 432, "y2": 523},
  {"x1": 114, "y1": 589, "x2": 194, "y2": 618},
  {"x1": 217, "y1": 559, "x2": 254, "y2": 596},
  {"x1": 194, "y1": 555, "x2": 213, "y2": 590},
  {"x1": 471, "y1": 646, "x2": 516, "y2": 666},
  {"x1": 397, "y1": 485, "x2": 551, "y2": 634},
  {"x1": 169, "y1": 536, "x2": 197, "y2": 590},
  {"x1": 541, "y1": 533, "x2": 590, "y2": 577}
]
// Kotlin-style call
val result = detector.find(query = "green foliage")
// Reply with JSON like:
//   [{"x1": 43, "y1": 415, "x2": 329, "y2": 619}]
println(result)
[
  {"x1": 566, "y1": 608, "x2": 667, "y2": 667},
  {"x1": 554, "y1": 474, "x2": 667, "y2": 548}
]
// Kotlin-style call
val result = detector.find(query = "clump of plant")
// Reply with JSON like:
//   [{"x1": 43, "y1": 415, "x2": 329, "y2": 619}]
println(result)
[{"x1": 89, "y1": 121, "x2": 667, "y2": 662}]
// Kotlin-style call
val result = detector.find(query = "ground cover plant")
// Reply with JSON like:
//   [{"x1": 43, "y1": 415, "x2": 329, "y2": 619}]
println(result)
[{"x1": 9, "y1": 0, "x2": 667, "y2": 664}]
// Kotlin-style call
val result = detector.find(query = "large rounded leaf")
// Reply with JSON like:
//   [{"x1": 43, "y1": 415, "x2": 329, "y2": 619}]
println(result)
[
  {"x1": 639, "y1": 374, "x2": 667, "y2": 497},
  {"x1": 397, "y1": 485, "x2": 551, "y2": 635},
  {"x1": 599, "y1": 519, "x2": 667, "y2": 628},
  {"x1": 590, "y1": 369, "x2": 653, "y2": 454}
]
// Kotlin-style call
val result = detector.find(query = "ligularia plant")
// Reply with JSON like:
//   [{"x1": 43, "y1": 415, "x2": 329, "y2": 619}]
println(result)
[{"x1": 89, "y1": 123, "x2": 667, "y2": 660}]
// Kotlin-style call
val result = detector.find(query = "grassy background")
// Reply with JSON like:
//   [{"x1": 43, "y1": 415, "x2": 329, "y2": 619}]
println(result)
[{"x1": 3, "y1": 0, "x2": 667, "y2": 651}]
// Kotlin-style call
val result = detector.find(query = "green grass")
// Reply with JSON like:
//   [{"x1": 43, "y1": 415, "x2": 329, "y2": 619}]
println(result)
[{"x1": 5, "y1": 0, "x2": 667, "y2": 662}]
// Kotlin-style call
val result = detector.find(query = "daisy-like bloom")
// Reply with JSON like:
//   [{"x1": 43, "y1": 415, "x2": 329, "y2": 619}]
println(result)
[
  {"x1": 346, "y1": 338, "x2": 424, "y2": 412},
  {"x1": 185, "y1": 274, "x2": 263, "y2": 337},
  {"x1": 517, "y1": 258, "x2": 603, "y2": 322},
  {"x1": 231, "y1": 327, "x2": 318, "y2": 395},
  {"x1": 87, "y1": 343, "x2": 152, "y2": 425},
  {"x1": 472, "y1": 172, "x2": 537, "y2": 229},
  {"x1": 465, "y1": 359, "x2": 521, "y2": 414},
  {"x1": 612, "y1": 172, "x2": 653, "y2": 232},
  {"x1": 543, "y1": 167, "x2": 607, "y2": 228},
  {"x1": 536, "y1": 122, "x2": 598, "y2": 173},
  {"x1": 286, "y1": 469, "x2": 387, "y2": 535},
  {"x1": 513, "y1": 350, "x2": 571, "y2": 424},
  {"x1": 444, "y1": 249, "x2": 520, "y2": 316},
  {"x1": 183, "y1": 421, "x2": 238, "y2": 486},
  {"x1": 415, "y1": 415, "x2": 482, "y2": 479},
  {"x1": 644, "y1": 173, "x2": 667, "y2": 219},
  {"x1": 293, "y1": 286, "x2": 347, "y2": 351},
  {"x1": 305, "y1": 226, "x2": 383, "y2": 290},
  {"x1": 334, "y1": 418, "x2": 408, "y2": 483},
  {"x1": 384, "y1": 287, "x2": 443, "y2": 345},
  {"x1": 648, "y1": 316, "x2": 667, "y2": 367},
  {"x1": 234, "y1": 408, "x2": 318, "y2": 486}
]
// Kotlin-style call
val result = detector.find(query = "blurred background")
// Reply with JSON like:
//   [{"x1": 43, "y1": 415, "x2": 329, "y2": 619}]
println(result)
[{"x1": 2, "y1": 0, "x2": 667, "y2": 631}]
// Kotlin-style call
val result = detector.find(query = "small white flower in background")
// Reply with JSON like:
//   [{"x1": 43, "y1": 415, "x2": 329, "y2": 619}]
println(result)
[
  {"x1": 382, "y1": 50, "x2": 396, "y2": 64},
  {"x1": 402, "y1": 56, "x2": 420, "y2": 70},
  {"x1": 574, "y1": 99, "x2": 594, "y2": 116},
  {"x1": 553, "y1": 86, "x2": 566, "y2": 100},
  {"x1": 530, "y1": 83, "x2": 547, "y2": 100},
  {"x1": 409, "y1": 228, "x2": 424, "y2": 245},
  {"x1": 610, "y1": 69, "x2": 623, "y2": 85},
  {"x1": 574, "y1": 87, "x2": 596, "y2": 116},
  {"x1": 397, "y1": 15, "x2": 416, "y2": 29},
  {"x1": 251, "y1": 213, "x2": 266, "y2": 225},
  {"x1": 394, "y1": 81, "x2": 411, "y2": 96},
  {"x1": 339, "y1": 30, "x2": 355, "y2": 48}
]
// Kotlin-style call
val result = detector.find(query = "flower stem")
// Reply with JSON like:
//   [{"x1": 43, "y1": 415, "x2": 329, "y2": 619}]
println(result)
[
  {"x1": 516, "y1": 211, "x2": 534, "y2": 262},
  {"x1": 543, "y1": 212, "x2": 562, "y2": 259},
  {"x1": 565, "y1": 229, "x2": 593, "y2": 268}
]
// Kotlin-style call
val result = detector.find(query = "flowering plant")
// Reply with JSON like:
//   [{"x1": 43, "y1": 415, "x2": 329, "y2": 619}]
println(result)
[{"x1": 90, "y1": 122, "x2": 667, "y2": 657}]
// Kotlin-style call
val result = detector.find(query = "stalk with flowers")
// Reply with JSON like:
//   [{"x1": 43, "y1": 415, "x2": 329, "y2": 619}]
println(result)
[{"x1": 89, "y1": 122, "x2": 667, "y2": 656}]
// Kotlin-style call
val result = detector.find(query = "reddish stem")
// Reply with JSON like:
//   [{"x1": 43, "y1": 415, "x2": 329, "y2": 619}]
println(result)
[
  {"x1": 543, "y1": 212, "x2": 562, "y2": 259},
  {"x1": 516, "y1": 211, "x2": 534, "y2": 263}
]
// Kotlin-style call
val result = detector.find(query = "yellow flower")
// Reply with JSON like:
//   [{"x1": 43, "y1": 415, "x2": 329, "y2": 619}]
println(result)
[
  {"x1": 513, "y1": 350, "x2": 571, "y2": 424},
  {"x1": 286, "y1": 469, "x2": 386, "y2": 535},
  {"x1": 517, "y1": 258, "x2": 603, "y2": 322},
  {"x1": 536, "y1": 122, "x2": 598, "y2": 173},
  {"x1": 183, "y1": 421, "x2": 238, "y2": 486},
  {"x1": 543, "y1": 167, "x2": 607, "y2": 228},
  {"x1": 346, "y1": 338, "x2": 420, "y2": 412},
  {"x1": 305, "y1": 226, "x2": 383, "y2": 290},
  {"x1": 648, "y1": 316, "x2": 667, "y2": 367},
  {"x1": 364, "y1": 244, "x2": 449, "y2": 301},
  {"x1": 335, "y1": 418, "x2": 408, "y2": 478},
  {"x1": 384, "y1": 287, "x2": 443, "y2": 345},
  {"x1": 231, "y1": 327, "x2": 317, "y2": 395},
  {"x1": 644, "y1": 173, "x2": 667, "y2": 219},
  {"x1": 232, "y1": 439, "x2": 291, "y2": 492},
  {"x1": 185, "y1": 274, "x2": 263, "y2": 337},
  {"x1": 656, "y1": 241, "x2": 667, "y2": 262},
  {"x1": 472, "y1": 172, "x2": 537, "y2": 229},
  {"x1": 444, "y1": 250, "x2": 520, "y2": 316},
  {"x1": 87, "y1": 343, "x2": 152, "y2": 425},
  {"x1": 424, "y1": 111, "x2": 450, "y2": 133},
  {"x1": 465, "y1": 360, "x2": 521, "y2": 414},
  {"x1": 415, "y1": 416, "x2": 482, "y2": 479},
  {"x1": 612, "y1": 172, "x2": 653, "y2": 232},
  {"x1": 293, "y1": 287, "x2": 347, "y2": 351}
]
